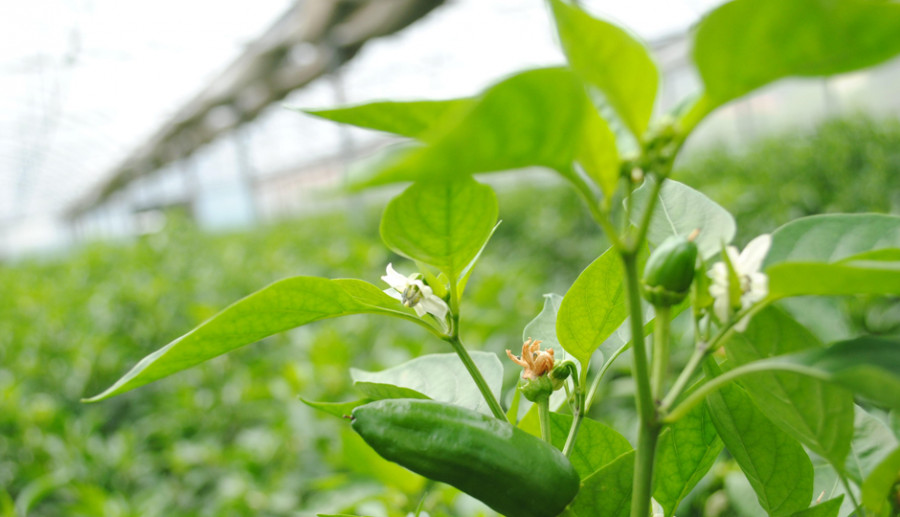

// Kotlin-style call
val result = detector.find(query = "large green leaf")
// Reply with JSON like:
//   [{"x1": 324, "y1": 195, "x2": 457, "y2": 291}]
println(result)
[
  {"x1": 630, "y1": 178, "x2": 736, "y2": 259},
  {"x1": 706, "y1": 362, "x2": 814, "y2": 516},
  {"x1": 569, "y1": 450, "x2": 634, "y2": 517},
  {"x1": 551, "y1": 0, "x2": 658, "y2": 138},
  {"x1": 380, "y1": 177, "x2": 498, "y2": 280},
  {"x1": 578, "y1": 107, "x2": 620, "y2": 200},
  {"x1": 557, "y1": 247, "x2": 628, "y2": 368},
  {"x1": 349, "y1": 352, "x2": 503, "y2": 416},
  {"x1": 725, "y1": 307, "x2": 855, "y2": 468},
  {"x1": 694, "y1": 0, "x2": 900, "y2": 107},
  {"x1": 84, "y1": 277, "x2": 419, "y2": 401},
  {"x1": 766, "y1": 214, "x2": 900, "y2": 266},
  {"x1": 861, "y1": 447, "x2": 900, "y2": 515},
  {"x1": 768, "y1": 260, "x2": 900, "y2": 298},
  {"x1": 351, "y1": 67, "x2": 590, "y2": 188},
  {"x1": 654, "y1": 392, "x2": 724, "y2": 517},
  {"x1": 518, "y1": 412, "x2": 632, "y2": 479},
  {"x1": 301, "y1": 98, "x2": 470, "y2": 139},
  {"x1": 781, "y1": 338, "x2": 900, "y2": 412}
]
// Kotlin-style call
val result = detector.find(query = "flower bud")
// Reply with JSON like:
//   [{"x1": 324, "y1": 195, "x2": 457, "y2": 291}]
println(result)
[
  {"x1": 642, "y1": 232, "x2": 699, "y2": 307},
  {"x1": 520, "y1": 375, "x2": 554, "y2": 403}
]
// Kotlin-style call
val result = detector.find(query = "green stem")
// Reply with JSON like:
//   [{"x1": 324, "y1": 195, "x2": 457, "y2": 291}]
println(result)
[
  {"x1": 630, "y1": 175, "x2": 665, "y2": 251},
  {"x1": 660, "y1": 300, "x2": 771, "y2": 413},
  {"x1": 662, "y1": 359, "x2": 827, "y2": 424},
  {"x1": 562, "y1": 387, "x2": 585, "y2": 457},
  {"x1": 660, "y1": 343, "x2": 707, "y2": 411},
  {"x1": 584, "y1": 340, "x2": 631, "y2": 411},
  {"x1": 537, "y1": 397, "x2": 552, "y2": 443},
  {"x1": 569, "y1": 169, "x2": 625, "y2": 250},
  {"x1": 445, "y1": 279, "x2": 505, "y2": 420},
  {"x1": 622, "y1": 253, "x2": 659, "y2": 517},
  {"x1": 839, "y1": 473, "x2": 865, "y2": 516},
  {"x1": 650, "y1": 305, "x2": 671, "y2": 402},
  {"x1": 446, "y1": 336, "x2": 506, "y2": 420}
]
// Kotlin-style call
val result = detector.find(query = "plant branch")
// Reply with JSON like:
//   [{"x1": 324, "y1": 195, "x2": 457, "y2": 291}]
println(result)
[
  {"x1": 661, "y1": 358, "x2": 827, "y2": 424},
  {"x1": 446, "y1": 335, "x2": 506, "y2": 420},
  {"x1": 650, "y1": 305, "x2": 671, "y2": 402},
  {"x1": 537, "y1": 397, "x2": 552, "y2": 443},
  {"x1": 622, "y1": 252, "x2": 659, "y2": 517}
]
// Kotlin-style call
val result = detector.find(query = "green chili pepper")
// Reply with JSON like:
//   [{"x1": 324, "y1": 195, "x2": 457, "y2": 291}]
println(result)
[
  {"x1": 642, "y1": 232, "x2": 699, "y2": 307},
  {"x1": 351, "y1": 398, "x2": 580, "y2": 517}
]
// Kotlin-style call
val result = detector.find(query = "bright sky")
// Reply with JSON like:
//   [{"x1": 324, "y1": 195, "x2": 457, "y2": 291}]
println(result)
[{"x1": 0, "y1": 0, "x2": 723, "y2": 250}]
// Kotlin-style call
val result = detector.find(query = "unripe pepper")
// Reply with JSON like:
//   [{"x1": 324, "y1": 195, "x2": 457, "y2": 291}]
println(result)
[
  {"x1": 351, "y1": 399, "x2": 580, "y2": 517},
  {"x1": 642, "y1": 231, "x2": 699, "y2": 307}
]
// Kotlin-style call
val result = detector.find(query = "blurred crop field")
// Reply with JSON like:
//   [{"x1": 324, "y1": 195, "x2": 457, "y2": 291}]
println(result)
[{"x1": 3, "y1": 117, "x2": 900, "y2": 516}]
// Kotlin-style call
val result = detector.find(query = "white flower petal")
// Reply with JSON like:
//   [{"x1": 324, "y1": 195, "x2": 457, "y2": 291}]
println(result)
[
  {"x1": 383, "y1": 288, "x2": 402, "y2": 301},
  {"x1": 738, "y1": 234, "x2": 771, "y2": 274},
  {"x1": 420, "y1": 296, "x2": 449, "y2": 320},
  {"x1": 381, "y1": 263, "x2": 408, "y2": 290},
  {"x1": 713, "y1": 291, "x2": 730, "y2": 322},
  {"x1": 411, "y1": 304, "x2": 427, "y2": 317}
]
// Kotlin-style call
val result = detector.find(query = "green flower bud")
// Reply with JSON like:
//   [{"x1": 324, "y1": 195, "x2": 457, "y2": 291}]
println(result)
[
  {"x1": 520, "y1": 376, "x2": 554, "y2": 403},
  {"x1": 642, "y1": 232, "x2": 699, "y2": 307}
]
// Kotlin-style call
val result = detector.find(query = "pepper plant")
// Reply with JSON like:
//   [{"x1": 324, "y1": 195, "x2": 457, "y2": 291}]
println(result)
[{"x1": 87, "y1": 0, "x2": 900, "y2": 515}]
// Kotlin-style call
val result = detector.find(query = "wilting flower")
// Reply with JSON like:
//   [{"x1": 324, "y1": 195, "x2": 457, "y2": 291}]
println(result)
[
  {"x1": 381, "y1": 263, "x2": 449, "y2": 321},
  {"x1": 506, "y1": 338, "x2": 555, "y2": 380},
  {"x1": 708, "y1": 234, "x2": 771, "y2": 332}
]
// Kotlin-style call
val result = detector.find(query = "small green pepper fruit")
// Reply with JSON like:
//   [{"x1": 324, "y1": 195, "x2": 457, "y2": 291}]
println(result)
[
  {"x1": 352, "y1": 399, "x2": 580, "y2": 517},
  {"x1": 549, "y1": 360, "x2": 576, "y2": 391},
  {"x1": 642, "y1": 231, "x2": 699, "y2": 307}
]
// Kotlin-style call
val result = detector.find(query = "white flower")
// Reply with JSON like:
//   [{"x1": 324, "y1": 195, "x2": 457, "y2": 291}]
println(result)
[
  {"x1": 708, "y1": 234, "x2": 771, "y2": 332},
  {"x1": 381, "y1": 263, "x2": 449, "y2": 321}
]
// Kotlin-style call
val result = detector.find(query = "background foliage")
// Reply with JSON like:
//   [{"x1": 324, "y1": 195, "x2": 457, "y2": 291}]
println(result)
[{"x1": 3, "y1": 116, "x2": 900, "y2": 516}]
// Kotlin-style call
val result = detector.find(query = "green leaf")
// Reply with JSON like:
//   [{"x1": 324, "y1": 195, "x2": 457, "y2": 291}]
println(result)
[
  {"x1": 844, "y1": 406, "x2": 899, "y2": 485},
  {"x1": 518, "y1": 412, "x2": 632, "y2": 479},
  {"x1": 790, "y1": 497, "x2": 843, "y2": 517},
  {"x1": 766, "y1": 214, "x2": 900, "y2": 266},
  {"x1": 300, "y1": 398, "x2": 369, "y2": 418},
  {"x1": 654, "y1": 391, "x2": 724, "y2": 517},
  {"x1": 705, "y1": 361, "x2": 814, "y2": 516},
  {"x1": 84, "y1": 277, "x2": 419, "y2": 402},
  {"x1": 725, "y1": 307, "x2": 855, "y2": 468},
  {"x1": 862, "y1": 447, "x2": 900, "y2": 514},
  {"x1": 551, "y1": 0, "x2": 658, "y2": 138},
  {"x1": 352, "y1": 382, "x2": 430, "y2": 401},
  {"x1": 349, "y1": 352, "x2": 503, "y2": 415},
  {"x1": 301, "y1": 98, "x2": 470, "y2": 139},
  {"x1": 523, "y1": 293, "x2": 565, "y2": 358},
  {"x1": 380, "y1": 177, "x2": 498, "y2": 280},
  {"x1": 783, "y1": 338, "x2": 900, "y2": 412},
  {"x1": 569, "y1": 450, "x2": 634, "y2": 517},
  {"x1": 630, "y1": 178, "x2": 736, "y2": 259},
  {"x1": 694, "y1": 0, "x2": 900, "y2": 108},
  {"x1": 352, "y1": 67, "x2": 590, "y2": 188},
  {"x1": 557, "y1": 247, "x2": 628, "y2": 368},
  {"x1": 578, "y1": 107, "x2": 620, "y2": 200},
  {"x1": 768, "y1": 260, "x2": 900, "y2": 298}
]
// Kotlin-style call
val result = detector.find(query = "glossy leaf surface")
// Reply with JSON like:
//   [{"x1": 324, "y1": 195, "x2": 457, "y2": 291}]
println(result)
[
  {"x1": 706, "y1": 367, "x2": 814, "y2": 516},
  {"x1": 85, "y1": 278, "x2": 418, "y2": 401},
  {"x1": 569, "y1": 451, "x2": 635, "y2": 517},
  {"x1": 766, "y1": 214, "x2": 900, "y2": 266},
  {"x1": 380, "y1": 177, "x2": 498, "y2": 280},
  {"x1": 302, "y1": 98, "x2": 470, "y2": 139},
  {"x1": 551, "y1": 0, "x2": 657, "y2": 138},
  {"x1": 654, "y1": 393, "x2": 724, "y2": 517},
  {"x1": 353, "y1": 68, "x2": 590, "y2": 188},
  {"x1": 726, "y1": 307, "x2": 855, "y2": 467},
  {"x1": 694, "y1": 0, "x2": 900, "y2": 107},
  {"x1": 631, "y1": 178, "x2": 736, "y2": 259},
  {"x1": 557, "y1": 247, "x2": 628, "y2": 368},
  {"x1": 349, "y1": 352, "x2": 503, "y2": 415}
]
